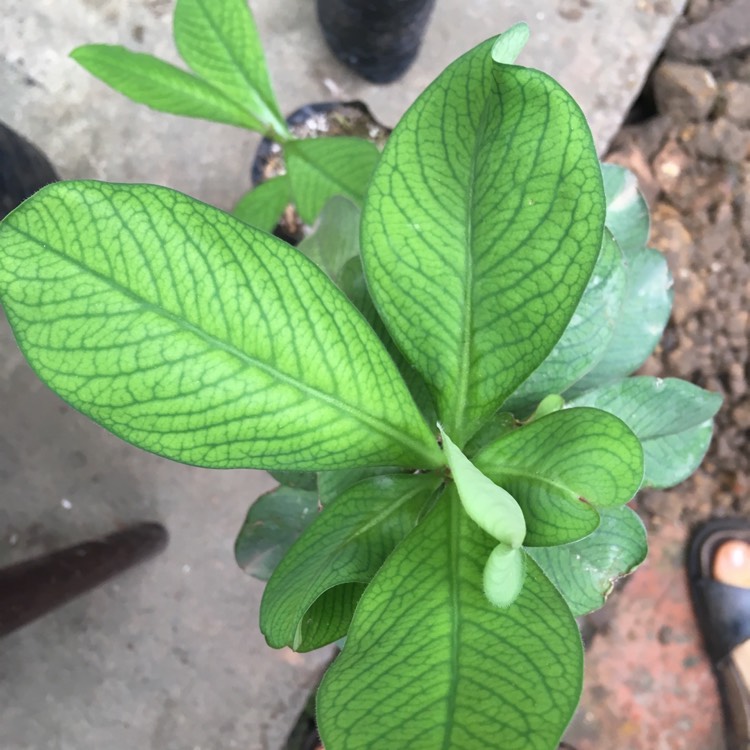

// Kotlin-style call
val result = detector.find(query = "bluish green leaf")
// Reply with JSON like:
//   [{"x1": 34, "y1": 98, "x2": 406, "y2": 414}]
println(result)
[
  {"x1": 268, "y1": 469, "x2": 317, "y2": 491},
  {"x1": 71, "y1": 45, "x2": 264, "y2": 130},
  {"x1": 361, "y1": 38, "x2": 606, "y2": 445},
  {"x1": 260, "y1": 473, "x2": 441, "y2": 651},
  {"x1": 317, "y1": 488, "x2": 583, "y2": 750},
  {"x1": 602, "y1": 163, "x2": 649, "y2": 259},
  {"x1": 285, "y1": 138, "x2": 380, "y2": 224},
  {"x1": 173, "y1": 0, "x2": 287, "y2": 137},
  {"x1": 232, "y1": 175, "x2": 289, "y2": 233},
  {"x1": 0, "y1": 182, "x2": 444, "y2": 470},
  {"x1": 569, "y1": 376, "x2": 722, "y2": 488},
  {"x1": 297, "y1": 196, "x2": 361, "y2": 283},
  {"x1": 504, "y1": 230, "x2": 626, "y2": 416},
  {"x1": 234, "y1": 485, "x2": 319, "y2": 581},
  {"x1": 527, "y1": 505, "x2": 647, "y2": 616},
  {"x1": 475, "y1": 407, "x2": 643, "y2": 546},
  {"x1": 567, "y1": 247, "x2": 673, "y2": 395}
]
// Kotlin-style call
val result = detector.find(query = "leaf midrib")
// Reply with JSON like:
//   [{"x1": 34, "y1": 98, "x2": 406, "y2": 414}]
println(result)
[
  {"x1": 188, "y1": 0, "x2": 283, "y2": 130},
  {"x1": 442, "y1": 491, "x2": 462, "y2": 750},
  {"x1": 451, "y1": 94, "x2": 486, "y2": 445},
  {"x1": 75, "y1": 46, "x2": 262, "y2": 131},
  {"x1": 480, "y1": 464, "x2": 600, "y2": 503},
  {"x1": 10, "y1": 224, "x2": 438, "y2": 466}
]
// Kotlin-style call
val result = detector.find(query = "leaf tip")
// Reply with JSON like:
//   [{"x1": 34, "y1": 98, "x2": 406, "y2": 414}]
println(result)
[
  {"x1": 483, "y1": 544, "x2": 525, "y2": 608},
  {"x1": 491, "y1": 23, "x2": 531, "y2": 66}
]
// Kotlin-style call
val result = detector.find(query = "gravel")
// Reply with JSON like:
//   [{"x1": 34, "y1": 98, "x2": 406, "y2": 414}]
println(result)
[{"x1": 608, "y1": 0, "x2": 750, "y2": 528}]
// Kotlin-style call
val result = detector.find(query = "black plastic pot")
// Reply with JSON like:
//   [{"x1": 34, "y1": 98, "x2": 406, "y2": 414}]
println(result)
[
  {"x1": 0, "y1": 121, "x2": 58, "y2": 220},
  {"x1": 317, "y1": 0, "x2": 437, "y2": 84}
]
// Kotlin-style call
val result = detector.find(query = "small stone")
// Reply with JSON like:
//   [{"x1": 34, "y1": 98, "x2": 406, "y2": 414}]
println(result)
[
  {"x1": 721, "y1": 81, "x2": 750, "y2": 125},
  {"x1": 692, "y1": 118, "x2": 750, "y2": 162},
  {"x1": 653, "y1": 138, "x2": 691, "y2": 193},
  {"x1": 667, "y1": 0, "x2": 750, "y2": 62},
  {"x1": 686, "y1": 0, "x2": 712, "y2": 22},
  {"x1": 733, "y1": 399, "x2": 750, "y2": 429},
  {"x1": 653, "y1": 62, "x2": 718, "y2": 120}
]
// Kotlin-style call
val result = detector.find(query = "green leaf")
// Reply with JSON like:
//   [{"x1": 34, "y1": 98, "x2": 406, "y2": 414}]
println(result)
[
  {"x1": 232, "y1": 175, "x2": 290, "y2": 232},
  {"x1": 483, "y1": 542, "x2": 525, "y2": 608},
  {"x1": 285, "y1": 138, "x2": 380, "y2": 224},
  {"x1": 317, "y1": 465, "x2": 397, "y2": 505},
  {"x1": 260, "y1": 472, "x2": 441, "y2": 651},
  {"x1": 361, "y1": 37, "x2": 606, "y2": 445},
  {"x1": 317, "y1": 488, "x2": 583, "y2": 750},
  {"x1": 0, "y1": 181, "x2": 444, "y2": 471},
  {"x1": 491, "y1": 22, "x2": 530, "y2": 64},
  {"x1": 463, "y1": 411, "x2": 516, "y2": 456},
  {"x1": 440, "y1": 426, "x2": 526, "y2": 548},
  {"x1": 268, "y1": 469, "x2": 317, "y2": 491},
  {"x1": 527, "y1": 393, "x2": 565, "y2": 421},
  {"x1": 569, "y1": 376, "x2": 722, "y2": 489},
  {"x1": 475, "y1": 407, "x2": 643, "y2": 546},
  {"x1": 234, "y1": 485, "x2": 319, "y2": 581},
  {"x1": 527, "y1": 505, "x2": 647, "y2": 616},
  {"x1": 172, "y1": 0, "x2": 287, "y2": 137},
  {"x1": 567, "y1": 247, "x2": 673, "y2": 395},
  {"x1": 71, "y1": 45, "x2": 263, "y2": 131},
  {"x1": 297, "y1": 196, "x2": 361, "y2": 283},
  {"x1": 503, "y1": 230, "x2": 627, "y2": 416},
  {"x1": 602, "y1": 163, "x2": 649, "y2": 259}
]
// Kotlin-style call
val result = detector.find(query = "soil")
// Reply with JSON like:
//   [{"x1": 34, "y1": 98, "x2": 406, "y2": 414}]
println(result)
[{"x1": 607, "y1": 0, "x2": 750, "y2": 531}]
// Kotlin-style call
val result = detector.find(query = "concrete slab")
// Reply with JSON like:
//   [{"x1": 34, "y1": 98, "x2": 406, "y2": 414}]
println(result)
[
  {"x1": 0, "y1": 0, "x2": 686, "y2": 208},
  {"x1": 0, "y1": 1, "x2": 688, "y2": 749}
]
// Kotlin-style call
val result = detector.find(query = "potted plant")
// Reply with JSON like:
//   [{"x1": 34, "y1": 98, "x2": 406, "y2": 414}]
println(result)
[{"x1": 0, "y1": 2, "x2": 721, "y2": 748}]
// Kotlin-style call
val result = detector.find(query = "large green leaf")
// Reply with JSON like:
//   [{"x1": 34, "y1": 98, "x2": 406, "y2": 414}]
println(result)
[
  {"x1": 234, "y1": 485, "x2": 319, "y2": 581},
  {"x1": 71, "y1": 45, "x2": 264, "y2": 131},
  {"x1": 504, "y1": 229, "x2": 627, "y2": 416},
  {"x1": 260, "y1": 472, "x2": 441, "y2": 651},
  {"x1": 285, "y1": 138, "x2": 380, "y2": 224},
  {"x1": 475, "y1": 407, "x2": 643, "y2": 546},
  {"x1": 602, "y1": 163, "x2": 649, "y2": 259},
  {"x1": 0, "y1": 182, "x2": 443, "y2": 470},
  {"x1": 361, "y1": 38, "x2": 606, "y2": 445},
  {"x1": 317, "y1": 488, "x2": 583, "y2": 750},
  {"x1": 232, "y1": 175, "x2": 290, "y2": 233},
  {"x1": 567, "y1": 247, "x2": 673, "y2": 395},
  {"x1": 527, "y1": 505, "x2": 647, "y2": 616},
  {"x1": 570, "y1": 377, "x2": 722, "y2": 488},
  {"x1": 172, "y1": 0, "x2": 287, "y2": 137}
]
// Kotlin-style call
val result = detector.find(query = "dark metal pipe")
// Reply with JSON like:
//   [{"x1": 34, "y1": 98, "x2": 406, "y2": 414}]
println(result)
[{"x1": 0, "y1": 522, "x2": 168, "y2": 638}]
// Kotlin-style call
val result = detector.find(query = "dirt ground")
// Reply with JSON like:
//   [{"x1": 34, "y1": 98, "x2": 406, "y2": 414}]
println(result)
[
  {"x1": 607, "y1": 0, "x2": 750, "y2": 529},
  {"x1": 562, "y1": 3, "x2": 750, "y2": 746}
]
